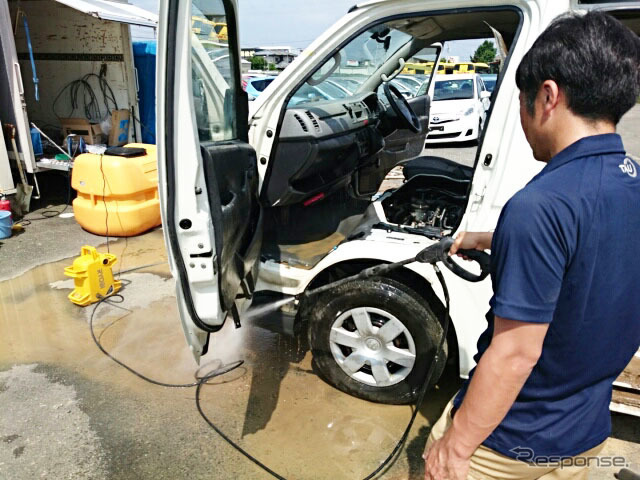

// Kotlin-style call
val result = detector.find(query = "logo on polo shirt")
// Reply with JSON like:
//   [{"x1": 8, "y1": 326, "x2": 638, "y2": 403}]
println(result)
[{"x1": 619, "y1": 157, "x2": 637, "y2": 178}]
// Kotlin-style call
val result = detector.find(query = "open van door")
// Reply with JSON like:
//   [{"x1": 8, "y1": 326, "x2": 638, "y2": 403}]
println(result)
[
  {"x1": 157, "y1": 0, "x2": 262, "y2": 361},
  {"x1": 0, "y1": 0, "x2": 35, "y2": 173}
]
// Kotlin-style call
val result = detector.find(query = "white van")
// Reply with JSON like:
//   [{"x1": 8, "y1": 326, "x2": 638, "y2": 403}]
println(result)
[{"x1": 156, "y1": 0, "x2": 640, "y2": 414}]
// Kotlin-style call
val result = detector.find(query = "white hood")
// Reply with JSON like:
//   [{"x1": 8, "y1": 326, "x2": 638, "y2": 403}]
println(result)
[{"x1": 430, "y1": 98, "x2": 475, "y2": 116}]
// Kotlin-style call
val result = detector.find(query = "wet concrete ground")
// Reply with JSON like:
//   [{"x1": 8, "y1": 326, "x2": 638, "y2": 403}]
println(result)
[
  {"x1": 0, "y1": 230, "x2": 456, "y2": 479},
  {"x1": 0, "y1": 227, "x2": 638, "y2": 480}
]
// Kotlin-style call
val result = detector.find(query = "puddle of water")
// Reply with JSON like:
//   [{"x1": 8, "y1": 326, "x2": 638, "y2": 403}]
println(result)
[
  {"x1": 0, "y1": 232, "x2": 184, "y2": 388},
  {"x1": 0, "y1": 230, "x2": 452, "y2": 479}
]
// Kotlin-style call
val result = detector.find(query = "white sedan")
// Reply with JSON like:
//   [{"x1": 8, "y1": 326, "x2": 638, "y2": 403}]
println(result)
[{"x1": 424, "y1": 73, "x2": 491, "y2": 143}]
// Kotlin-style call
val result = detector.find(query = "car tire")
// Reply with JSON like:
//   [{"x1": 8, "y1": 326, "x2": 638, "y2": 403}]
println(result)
[
  {"x1": 306, "y1": 276, "x2": 446, "y2": 404},
  {"x1": 473, "y1": 118, "x2": 482, "y2": 146}
]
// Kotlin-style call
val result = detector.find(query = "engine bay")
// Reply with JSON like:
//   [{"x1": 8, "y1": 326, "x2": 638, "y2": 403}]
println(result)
[{"x1": 378, "y1": 172, "x2": 471, "y2": 238}]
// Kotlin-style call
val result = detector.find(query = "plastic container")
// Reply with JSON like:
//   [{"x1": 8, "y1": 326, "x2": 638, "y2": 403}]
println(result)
[
  {"x1": 64, "y1": 245, "x2": 122, "y2": 306},
  {"x1": 132, "y1": 41, "x2": 157, "y2": 144},
  {"x1": 0, "y1": 196, "x2": 11, "y2": 216},
  {"x1": 0, "y1": 210, "x2": 13, "y2": 239},
  {"x1": 71, "y1": 143, "x2": 161, "y2": 236},
  {"x1": 30, "y1": 127, "x2": 43, "y2": 156}
]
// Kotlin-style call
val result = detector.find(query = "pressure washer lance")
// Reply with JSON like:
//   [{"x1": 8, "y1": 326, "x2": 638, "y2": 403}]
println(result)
[
  {"x1": 244, "y1": 237, "x2": 490, "y2": 322},
  {"x1": 300, "y1": 236, "x2": 490, "y2": 299}
]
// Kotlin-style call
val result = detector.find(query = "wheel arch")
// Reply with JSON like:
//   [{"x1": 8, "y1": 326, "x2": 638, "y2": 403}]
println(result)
[{"x1": 300, "y1": 258, "x2": 460, "y2": 373}]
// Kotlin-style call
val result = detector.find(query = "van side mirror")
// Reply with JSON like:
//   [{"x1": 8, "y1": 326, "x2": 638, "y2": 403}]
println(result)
[{"x1": 480, "y1": 90, "x2": 491, "y2": 99}]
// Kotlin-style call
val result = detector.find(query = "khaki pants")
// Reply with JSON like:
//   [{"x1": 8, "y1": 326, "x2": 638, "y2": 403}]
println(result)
[{"x1": 426, "y1": 396, "x2": 607, "y2": 480}]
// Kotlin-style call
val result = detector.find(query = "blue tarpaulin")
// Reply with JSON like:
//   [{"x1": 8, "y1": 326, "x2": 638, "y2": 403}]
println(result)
[{"x1": 132, "y1": 41, "x2": 156, "y2": 144}]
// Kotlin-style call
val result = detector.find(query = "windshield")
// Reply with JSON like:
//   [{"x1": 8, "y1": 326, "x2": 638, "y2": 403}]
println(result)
[
  {"x1": 288, "y1": 24, "x2": 413, "y2": 107},
  {"x1": 480, "y1": 74, "x2": 497, "y2": 92},
  {"x1": 433, "y1": 79, "x2": 474, "y2": 101},
  {"x1": 322, "y1": 81, "x2": 350, "y2": 98},
  {"x1": 483, "y1": 79, "x2": 496, "y2": 91},
  {"x1": 250, "y1": 78, "x2": 274, "y2": 92},
  {"x1": 330, "y1": 77, "x2": 363, "y2": 93}
]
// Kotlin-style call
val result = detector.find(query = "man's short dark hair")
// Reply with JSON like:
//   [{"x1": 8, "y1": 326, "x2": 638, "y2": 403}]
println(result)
[{"x1": 515, "y1": 11, "x2": 640, "y2": 125}]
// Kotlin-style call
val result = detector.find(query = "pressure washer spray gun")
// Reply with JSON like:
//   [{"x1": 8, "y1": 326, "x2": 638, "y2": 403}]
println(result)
[{"x1": 298, "y1": 236, "x2": 491, "y2": 301}]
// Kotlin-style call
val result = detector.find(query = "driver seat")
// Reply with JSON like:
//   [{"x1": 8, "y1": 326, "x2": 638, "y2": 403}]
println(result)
[{"x1": 402, "y1": 156, "x2": 473, "y2": 182}]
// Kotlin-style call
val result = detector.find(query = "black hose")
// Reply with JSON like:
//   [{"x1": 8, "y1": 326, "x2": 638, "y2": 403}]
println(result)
[
  {"x1": 88, "y1": 274, "x2": 286, "y2": 478},
  {"x1": 362, "y1": 265, "x2": 450, "y2": 480},
  {"x1": 88, "y1": 261, "x2": 452, "y2": 480},
  {"x1": 52, "y1": 70, "x2": 119, "y2": 121},
  {"x1": 195, "y1": 380, "x2": 288, "y2": 480}
]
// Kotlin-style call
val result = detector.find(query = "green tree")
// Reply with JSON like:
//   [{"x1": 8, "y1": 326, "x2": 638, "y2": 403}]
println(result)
[
  {"x1": 250, "y1": 56, "x2": 266, "y2": 70},
  {"x1": 470, "y1": 40, "x2": 497, "y2": 64}
]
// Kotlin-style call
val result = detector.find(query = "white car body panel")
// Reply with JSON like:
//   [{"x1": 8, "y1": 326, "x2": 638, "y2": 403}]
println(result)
[{"x1": 255, "y1": 228, "x2": 492, "y2": 377}]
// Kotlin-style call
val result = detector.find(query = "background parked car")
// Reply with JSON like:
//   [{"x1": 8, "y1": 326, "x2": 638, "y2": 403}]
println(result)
[
  {"x1": 394, "y1": 74, "x2": 428, "y2": 95},
  {"x1": 245, "y1": 75, "x2": 276, "y2": 100},
  {"x1": 424, "y1": 73, "x2": 491, "y2": 143},
  {"x1": 479, "y1": 73, "x2": 498, "y2": 92},
  {"x1": 288, "y1": 80, "x2": 351, "y2": 106}
]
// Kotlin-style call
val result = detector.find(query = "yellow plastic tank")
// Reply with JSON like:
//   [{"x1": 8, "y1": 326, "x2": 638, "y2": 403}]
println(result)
[
  {"x1": 72, "y1": 143, "x2": 161, "y2": 237},
  {"x1": 64, "y1": 246, "x2": 122, "y2": 306}
]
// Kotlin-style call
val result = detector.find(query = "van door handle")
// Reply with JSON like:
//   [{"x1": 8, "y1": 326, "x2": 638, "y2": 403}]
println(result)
[{"x1": 14, "y1": 63, "x2": 24, "y2": 96}]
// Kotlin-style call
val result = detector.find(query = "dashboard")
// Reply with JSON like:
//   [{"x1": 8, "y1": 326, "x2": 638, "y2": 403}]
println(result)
[
  {"x1": 281, "y1": 92, "x2": 381, "y2": 139},
  {"x1": 262, "y1": 92, "x2": 386, "y2": 206}
]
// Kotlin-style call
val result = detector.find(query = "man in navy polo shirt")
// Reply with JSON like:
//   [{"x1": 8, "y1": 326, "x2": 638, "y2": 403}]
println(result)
[{"x1": 423, "y1": 11, "x2": 640, "y2": 480}]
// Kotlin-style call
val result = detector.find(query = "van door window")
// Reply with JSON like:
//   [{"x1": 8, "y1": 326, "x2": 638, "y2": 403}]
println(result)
[{"x1": 190, "y1": 0, "x2": 237, "y2": 142}]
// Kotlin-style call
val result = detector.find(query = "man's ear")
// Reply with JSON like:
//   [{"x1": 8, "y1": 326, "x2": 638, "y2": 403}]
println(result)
[{"x1": 539, "y1": 80, "x2": 560, "y2": 118}]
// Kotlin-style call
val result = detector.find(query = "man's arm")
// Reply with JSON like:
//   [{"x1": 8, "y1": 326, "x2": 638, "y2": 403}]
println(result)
[
  {"x1": 449, "y1": 232, "x2": 493, "y2": 256},
  {"x1": 423, "y1": 316, "x2": 549, "y2": 480}
]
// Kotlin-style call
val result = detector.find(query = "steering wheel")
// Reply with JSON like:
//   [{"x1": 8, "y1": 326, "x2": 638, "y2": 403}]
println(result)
[
  {"x1": 415, "y1": 237, "x2": 491, "y2": 283},
  {"x1": 383, "y1": 82, "x2": 421, "y2": 133}
]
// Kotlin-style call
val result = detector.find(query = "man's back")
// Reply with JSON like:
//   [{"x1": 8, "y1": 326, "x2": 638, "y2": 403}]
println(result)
[{"x1": 464, "y1": 133, "x2": 640, "y2": 459}]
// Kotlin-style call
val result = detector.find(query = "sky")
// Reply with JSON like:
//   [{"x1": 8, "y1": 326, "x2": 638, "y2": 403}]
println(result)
[{"x1": 129, "y1": 0, "x2": 486, "y2": 60}]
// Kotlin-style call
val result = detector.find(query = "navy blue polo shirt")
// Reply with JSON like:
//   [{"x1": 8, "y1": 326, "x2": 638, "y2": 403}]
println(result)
[{"x1": 454, "y1": 133, "x2": 640, "y2": 460}]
